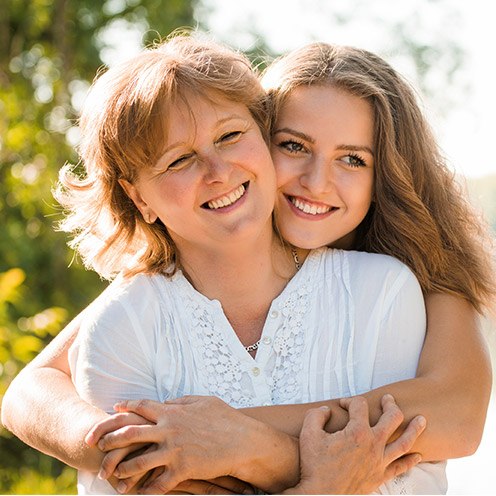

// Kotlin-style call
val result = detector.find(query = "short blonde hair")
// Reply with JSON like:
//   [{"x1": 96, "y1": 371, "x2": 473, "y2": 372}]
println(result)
[
  {"x1": 55, "y1": 32, "x2": 269, "y2": 280},
  {"x1": 263, "y1": 43, "x2": 495, "y2": 312}
]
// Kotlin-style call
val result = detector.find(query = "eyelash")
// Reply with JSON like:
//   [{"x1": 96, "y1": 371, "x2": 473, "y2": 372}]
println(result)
[
  {"x1": 278, "y1": 139, "x2": 367, "y2": 168},
  {"x1": 166, "y1": 131, "x2": 244, "y2": 170},
  {"x1": 218, "y1": 131, "x2": 243, "y2": 143},
  {"x1": 278, "y1": 139, "x2": 307, "y2": 154},
  {"x1": 343, "y1": 153, "x2": 367, "y2": 168},
  {"x1": 167, "y1": 154, "x2": 193, "y2": 170}
]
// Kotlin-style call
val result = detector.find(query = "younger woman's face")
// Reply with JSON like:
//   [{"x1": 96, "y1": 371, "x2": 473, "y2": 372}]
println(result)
[{"x1": 271, "y1": 85, "x2": 375, "y2": 249}]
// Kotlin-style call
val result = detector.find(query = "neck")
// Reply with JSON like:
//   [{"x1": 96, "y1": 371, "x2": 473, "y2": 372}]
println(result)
[
  {"x1": 178, "y1": 227, "x2": 286, "y2": 301},
  {"x1": 174, "y1": 226, "x2": 298, "y2": 345}
]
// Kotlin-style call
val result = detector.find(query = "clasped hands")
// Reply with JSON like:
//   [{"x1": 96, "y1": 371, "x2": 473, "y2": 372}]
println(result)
[{"x1": 85, "y1": 394, "x2": 426, "y2": 494}]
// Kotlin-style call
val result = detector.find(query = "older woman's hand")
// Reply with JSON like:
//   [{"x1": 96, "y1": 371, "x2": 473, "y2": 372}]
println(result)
[
  {"x1": 284, "y1": 394, "x2": 426, "y2": 495},
  {"x1": 93, "y1": 395, "x2": 298, "y2": 494}
]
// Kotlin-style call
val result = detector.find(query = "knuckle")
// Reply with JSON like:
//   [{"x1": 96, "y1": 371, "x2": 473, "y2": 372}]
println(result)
[
  {"x1": 349, "y1": 423, "x2": 369, "y2": 445},
  {"x1": 135, "y1": 399, "x2": 149, "y2": 411},
  {"x1": 391, "y1": 406, "x2": 404, "y2": 424},
  {"x1": 353, "y1": 396, "x2": 367, "y2": 408},
  {"x1": 133, "y1": 455, "x2": 148, "y2": 471},
  {"x1": 100, "y1": 455, "x2": 116, "y2": 474},
  {"x1": 122, "y1": 425, "x2": 140, "y2": 440}
]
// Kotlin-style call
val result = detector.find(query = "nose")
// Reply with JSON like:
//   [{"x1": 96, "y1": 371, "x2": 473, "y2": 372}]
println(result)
[
  {"x1": 201, "y1": 152, "x2": 233, "y2": 184},
  {"x1": 299, "y1": 157, "x2": 333, "y2": 194}
]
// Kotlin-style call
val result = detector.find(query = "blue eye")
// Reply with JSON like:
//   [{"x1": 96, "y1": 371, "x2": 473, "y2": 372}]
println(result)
[
  {"x1": 342, "y1": 153, "x2": 366, "y2": 168},
  {"x1": 278, "y1": 140, "x2": 306, "y2": 154}
]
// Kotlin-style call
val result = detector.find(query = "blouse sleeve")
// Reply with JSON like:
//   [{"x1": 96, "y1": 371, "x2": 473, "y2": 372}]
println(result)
[
  {"x1": 349, "y1": 254, "x2": 427, "y2": 394},
  {"x1": 68, "y1": 275, "x2": 162, "y2": 413}
]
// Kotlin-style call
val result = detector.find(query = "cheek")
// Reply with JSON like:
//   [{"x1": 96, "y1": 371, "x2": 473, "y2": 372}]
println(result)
[{"x1": 272, "y1": 155, "x2": 297, "y2": 189}]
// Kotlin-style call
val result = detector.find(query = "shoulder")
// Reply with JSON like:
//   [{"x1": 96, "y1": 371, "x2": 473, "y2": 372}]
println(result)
[
  {"x1": 78, "y1": 272, "x2": 170, "y2": 342},
  {"x1": 314, "y1": 248, "x2": 421, "y2": 300}
]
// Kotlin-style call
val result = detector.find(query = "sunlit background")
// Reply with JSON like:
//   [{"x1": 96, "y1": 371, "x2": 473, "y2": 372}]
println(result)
[{"x1": 1, "y1": 0, "x2": 494, "y2": 493}]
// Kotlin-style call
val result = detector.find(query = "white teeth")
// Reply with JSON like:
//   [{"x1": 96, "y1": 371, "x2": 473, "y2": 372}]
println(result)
[
  {"x1": 207, "y1": 184, "x2": 246, "y2": 210},
  {"x1": 291, "y1": 197, "x2": 332, "y2": 215}
]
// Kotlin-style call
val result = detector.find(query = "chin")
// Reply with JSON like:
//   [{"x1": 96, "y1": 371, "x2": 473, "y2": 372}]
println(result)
[{"x1": 283, "y1": 231, "x2": 329, "y2": 250}]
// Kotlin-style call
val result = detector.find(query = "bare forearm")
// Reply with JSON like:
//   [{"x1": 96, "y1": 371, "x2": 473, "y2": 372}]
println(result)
[
  {"x1": 242, "y1": 300, "x2": 492, "y2": 463},
  {"x1": 1, "y1": 366, "x2": 107, "y2": 471},
  {"x1": 234, "y1": 417, "x2": 300, "y2": 493}
]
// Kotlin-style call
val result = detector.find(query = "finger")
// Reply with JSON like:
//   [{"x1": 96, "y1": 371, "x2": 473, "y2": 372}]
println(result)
[
  {"x1": 114, "y1": 471, "x2": 153, "y2": 495},
  {"x1": 86, "y1": 414, "x2": 134, "y2": 446},
  {"x1": 384, "y1": 453, "x2": 422, "y2": 481},
  {"x1": 99, "y1": 443, "x2": 152, "y2": 480},
  {"x1": 372, "y1": 394, "x2": 404, "y2": 442},
  {"x1": 164, "y1": 395, "x2": 196, "y2": 405},
  {"x1": 113, "y1": 399, "x2": 163, "y2": 422},
  {"x1": 139, "y1": 471, "x2": 181, "y2": 495},
  {"x1": 173, "y1": 479, "x2": 239, "y2": 495},
  {"x1": 344, "y1": 396, "x2": 369, "y2": 425},
  {"x1": 115, "y1": 449, "x2": 168, "y2": 479},
  {"x1": 98, "y1": 445, "x2": 143, "y2": 480},
  {"x1": 98, "y1": 424, "x2": 158, "y2": 451},
  {"x1": 299, "y1": 406, "x2": 332, "y2": 442},
  {"x1": 119, "y1": 466, "x2": 164, "y2": 494},
  {"x1": 206, "y1": 476, "x2": 255, "y2": 495},
  {"x1": 384, "y1": 415, "x2": 426, "y2": 464}
]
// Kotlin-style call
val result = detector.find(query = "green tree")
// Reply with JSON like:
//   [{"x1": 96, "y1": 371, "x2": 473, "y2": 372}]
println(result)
[{"x1": 0, "y1": 1, "x2": 196, "y2": 492}]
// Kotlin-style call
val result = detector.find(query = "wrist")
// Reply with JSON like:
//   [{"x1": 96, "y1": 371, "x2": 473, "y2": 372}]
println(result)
[{"x1": 233, "y1": 416, "x2": 300, "y2": 493}]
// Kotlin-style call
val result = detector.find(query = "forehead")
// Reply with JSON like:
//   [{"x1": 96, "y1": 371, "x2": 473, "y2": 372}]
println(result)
[
  {"x1": 277, "y1": 85, "x2": 374, "y2": 141},
  {"x1": 164, "y1": 92, "x2": 253, "y2": 141}
]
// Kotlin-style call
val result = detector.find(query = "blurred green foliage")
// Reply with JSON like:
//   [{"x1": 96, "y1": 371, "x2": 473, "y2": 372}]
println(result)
[{"x1": 0, "y1": 0, "x2": 196, "y2": 492}]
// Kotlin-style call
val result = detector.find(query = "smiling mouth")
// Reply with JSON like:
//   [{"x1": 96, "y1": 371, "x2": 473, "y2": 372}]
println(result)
[
  {"x1": 203, "y1": 182, "x2": 249, "y2": 210},
  {"x1": 288, "y1": 196, "x2": 336, "y2": 215}
]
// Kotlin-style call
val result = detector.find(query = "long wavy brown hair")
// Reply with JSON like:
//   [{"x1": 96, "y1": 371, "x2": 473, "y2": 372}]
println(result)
[
  {"x1": 262, "y1": 42, "x2": 495, "y2": 313},
  {"x1": 55, "y1": 32, "x2": 270, "y2": 280}
]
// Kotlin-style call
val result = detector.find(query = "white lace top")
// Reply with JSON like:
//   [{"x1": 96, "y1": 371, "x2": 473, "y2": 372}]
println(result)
[{"x1": 69, "y1": 248, "x2": 447, "y2": 494}]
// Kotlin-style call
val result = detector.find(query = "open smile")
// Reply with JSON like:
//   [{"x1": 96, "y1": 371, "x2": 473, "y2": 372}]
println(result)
[
  {"x1": 286, "y1": 195, "x2": 338, "y2": 216},
  {"x1": 202, "y1": 182, "x2": 249, "y2": 210}
]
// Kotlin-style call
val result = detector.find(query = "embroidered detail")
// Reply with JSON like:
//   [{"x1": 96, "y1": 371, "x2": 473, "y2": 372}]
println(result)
[
  {"x1": 187, "y1": 299, "x2": 252, "y2": 408},
  {"x1": 270, "y1": 282, "x2": 311, "y2": 404},
  {"x1": 172, "y1": 269, "x2": 313, "y2": 408}
]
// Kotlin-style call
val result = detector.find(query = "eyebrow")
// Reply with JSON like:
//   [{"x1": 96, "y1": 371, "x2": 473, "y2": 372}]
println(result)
[
  {"x1": 274, "y1": 127, "x2": 315, "y2": 144},
  {"x1": 159, "y1": 114, "x2": 248, "y2": 157},
  {"x1": 274, "y1": 127, "x2": 374, "y2": 155}
]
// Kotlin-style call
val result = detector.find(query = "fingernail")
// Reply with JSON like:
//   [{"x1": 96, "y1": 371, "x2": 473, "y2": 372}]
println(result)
[
  {"x1": 97, "y1": 469, "x2": 107, "y2": 480},
  {"x1": 417, "y1": 415, "x2": 427, "y2": 428},
  {"x1": 98, "y1": 440, "x2": 105, "y2": 450},
  {"x1": 414, "y1": 454, "x2": 422, "y2": 463},
  {"x1": 319, "y1": 405, "x2": 330, "y2": 411},
  {"x1": 117, "y1": 482, "x2": 127, "y2": 494},
  {"x1": 384, "y1": 393, "x2": 394, "y2": 401}
]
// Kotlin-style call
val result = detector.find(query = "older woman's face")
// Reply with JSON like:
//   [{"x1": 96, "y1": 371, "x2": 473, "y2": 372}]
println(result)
[
  {"x1": 122, "y1": 92, "x2": 276, "y2": 256},
  {"x1": 271, "y1": 85, "x2": 374, "y2": 249}
]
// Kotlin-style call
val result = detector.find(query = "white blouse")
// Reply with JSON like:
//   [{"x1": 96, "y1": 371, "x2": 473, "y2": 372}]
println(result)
[{"x1": 69, "y1": 248, "x2": 447, "y2": 494}]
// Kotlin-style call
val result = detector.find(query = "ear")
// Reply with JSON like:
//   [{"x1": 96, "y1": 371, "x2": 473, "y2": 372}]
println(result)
[{"x1": 118, "y1": 178, "x2": 158, "y2": 224}]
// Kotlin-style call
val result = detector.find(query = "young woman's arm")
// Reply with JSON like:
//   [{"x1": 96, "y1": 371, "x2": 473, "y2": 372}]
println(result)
[{"x1": 242, "y1": 293, "x2": 492, "y2": 461}]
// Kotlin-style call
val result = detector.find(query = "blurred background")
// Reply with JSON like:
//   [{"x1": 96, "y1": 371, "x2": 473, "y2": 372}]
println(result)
[{"x1": 0, "y1": 0, "x2": 494, "y2": 493}]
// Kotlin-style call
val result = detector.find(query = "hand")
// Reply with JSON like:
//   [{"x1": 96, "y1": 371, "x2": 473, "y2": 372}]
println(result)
[
  {"x1": 97, "y1": 396, "x2": 265, "y2": 493},
  {"x1": 85, "y1": 411, "x2": 155, "y2": 488},
  {"x1": 285, "y1": 394, "x2": 426, "y2": 495},
  {"x1": 140, "y1": 475, "x2": 254, "y2": 495}
]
